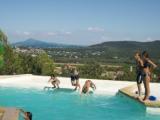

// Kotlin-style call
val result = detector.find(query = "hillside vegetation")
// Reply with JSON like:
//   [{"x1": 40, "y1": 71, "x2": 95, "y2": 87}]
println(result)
[
  {"x1": 89, "y1": 41, "x2": 160, "y2": 59},
  {"x1": 0, "y1": 30, "x2": 54, "y2": 75}
]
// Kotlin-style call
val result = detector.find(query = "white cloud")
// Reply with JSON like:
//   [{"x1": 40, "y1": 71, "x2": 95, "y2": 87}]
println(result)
[
  {"x1": 13, "y1": 31, "x2": 31, "y2": 36},
  {"x1": 47, "y1": 31, "x2": 72, "y2": 36},
  {"x1": 23, "y1": 32, "x2": 31, "y2": 35},
  {"x1": 65, "y1": 32, "x2": 72, "y2": 35},
  {"x1": 47, "y1": 32, "x2": 57, "y2": 36},
  {"x1": 87, "y1": 27, "x2": 104, "y2": 32}
]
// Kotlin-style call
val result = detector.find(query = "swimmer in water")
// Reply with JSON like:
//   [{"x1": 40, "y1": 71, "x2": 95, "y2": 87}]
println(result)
[
  {"x1": 81, "y1": 80, "x2": 96, "y2": 94},
  {"x1": 19, "y1": 109, "x2": 32, "y2": 120}
]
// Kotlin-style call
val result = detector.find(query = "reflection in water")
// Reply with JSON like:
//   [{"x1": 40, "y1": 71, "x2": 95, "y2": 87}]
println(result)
[{"x1": 43, "y1": 87, "x2": 76, "y2": 93}]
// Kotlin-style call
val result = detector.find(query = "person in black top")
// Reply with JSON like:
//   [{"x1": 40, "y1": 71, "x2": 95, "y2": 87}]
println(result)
[{"x1": 141, "y1": 51, "x2": 157, "y2": 101}]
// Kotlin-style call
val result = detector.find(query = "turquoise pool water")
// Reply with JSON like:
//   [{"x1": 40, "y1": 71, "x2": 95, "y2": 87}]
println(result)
[{"x1": 0, "y1": 87, "x2": 160, "y2": 120}]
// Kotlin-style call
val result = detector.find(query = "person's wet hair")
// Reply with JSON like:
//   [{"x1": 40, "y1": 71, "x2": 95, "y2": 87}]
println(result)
[
  {"x1": 26, "y1": 112, "x2": 32, "y2": 120},
  {"x1": 142, "y1": 51, "x2": 149, "y2": 58},
  {"x1": 51, "y1": 74, "x2": 55, "y2": 77}
]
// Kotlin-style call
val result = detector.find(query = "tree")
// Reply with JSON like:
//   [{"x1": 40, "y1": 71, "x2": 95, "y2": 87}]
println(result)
[
  {"x1": 79, "y1": 61, "x2": 103, "y2": 79},
  {"x1": 0, "y1": 29, "x2": 8, "y2": 45},
  {"x1": 0, "y1": 29, "x2": 6, "y2": 69},
  {"x1": 35, "y1": 53, "x2": 55, "y2": 75},
  {"x1": 1, "y1": 46, "x2": 17, "y2": 74}
]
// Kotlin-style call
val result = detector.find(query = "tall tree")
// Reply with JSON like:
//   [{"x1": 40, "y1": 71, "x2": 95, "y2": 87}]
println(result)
[
  {"x1": 0, "y1": 29, "x2": 8, "y2": 45},
  {"x1": 0, "y1": 29, "x2": 7, "y2": 70},
  {"x1": 35, "y1": 53, "x2": 55, "y2": 75}
]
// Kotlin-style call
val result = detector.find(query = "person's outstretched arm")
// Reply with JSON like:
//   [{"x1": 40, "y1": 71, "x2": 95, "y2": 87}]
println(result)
[
  {"x1": 48, "y1": 78, "x2": 52, "y2": 83},
  {"x1": 91, "y1": 82, "x2": 96, "y2": 90},
  {"x1": 147, "y1": 58, "x2": 157, "y2": 69}
]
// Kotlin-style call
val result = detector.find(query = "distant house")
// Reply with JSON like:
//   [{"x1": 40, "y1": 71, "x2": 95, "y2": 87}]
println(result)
[{"x1": 14, "y1": 47, "x2": 45, "y2": 55}]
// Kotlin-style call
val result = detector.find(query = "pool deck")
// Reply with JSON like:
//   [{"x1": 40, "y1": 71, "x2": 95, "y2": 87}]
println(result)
[
  {"x1": 119, "y1": 84, "x2": 160, "y2": 108},
  {"x1": 0, "y1": 74, "x2": 159, "y2": 97},
  {"x1": 0, "y1": 107, "x2": 19, "y2": 120}
]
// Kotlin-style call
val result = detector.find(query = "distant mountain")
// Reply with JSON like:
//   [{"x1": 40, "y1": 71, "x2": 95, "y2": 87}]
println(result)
[
  {"x1": 12, "y1": 38, "x2": 82, "y2": 48},
  {"x1": 89, "y1": 40, "x2": 160, "y2": 58},
  {"x1": 90, "y1": 40, "x2": 160, "y2": 47},
  {"x1": 12, "y1": 39, "x2": 160, "y2": 59}
]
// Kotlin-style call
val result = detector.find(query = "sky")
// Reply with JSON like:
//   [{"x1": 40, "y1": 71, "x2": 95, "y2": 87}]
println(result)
[{"x1": 0, "y1": 0, "x2": 160, "y2": 45}]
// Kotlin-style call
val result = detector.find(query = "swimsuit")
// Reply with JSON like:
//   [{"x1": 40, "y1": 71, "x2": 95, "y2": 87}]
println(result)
[
  {"x1": 143, "y1": 61, "x2": 151, "y2": 68},
  {"x1": 136, "y1": 62, "x2": 143, "y2": 84},
  {"x1": 136, "y1": 71, "x2": 143, "y2": 84},
  {"x1": 142, "y1": 60, "x2": 151, "y2": 78},
  {"x1": 70, "y1": 69, "x2": 79, "y2": 81}
]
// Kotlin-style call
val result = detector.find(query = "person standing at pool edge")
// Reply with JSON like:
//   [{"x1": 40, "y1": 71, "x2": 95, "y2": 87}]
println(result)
[
  {"x1": 141, "y1": 51, "x2": 157, "y2": 101},
  {"x1": 134, "y1": 51, "x2": 143, "y2": 96}
]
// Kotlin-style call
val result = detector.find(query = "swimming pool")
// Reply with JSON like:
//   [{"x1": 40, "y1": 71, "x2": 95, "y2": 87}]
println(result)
[{"x1": 0, "y1": 87, "x2": 160, "y2": 120}]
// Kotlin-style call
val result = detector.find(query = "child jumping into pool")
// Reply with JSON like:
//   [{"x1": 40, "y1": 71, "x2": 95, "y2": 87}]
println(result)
[
  {"x1": 48, "y1": 74, "x2": 60, "y2": 88},
  {"x1": 67, "y1": 64, "x2": 81, "y2": 90},
  {"x1": 81, "y1": 80, "x2": 96, "y2": 94}
]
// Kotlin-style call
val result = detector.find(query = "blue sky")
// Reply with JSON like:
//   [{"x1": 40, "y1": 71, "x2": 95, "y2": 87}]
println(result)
[{"x1": 0, "y1": 0, "x2": 160, "y2": 45}]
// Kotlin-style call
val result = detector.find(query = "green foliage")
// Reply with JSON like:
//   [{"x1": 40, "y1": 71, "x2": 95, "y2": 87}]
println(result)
[
  {"x1": 79, "y1": 62, "x2": 103, "y2": 79},
  {"x1": 0, "y1": 29, "x2": 55, "y2": 75},
  {"x1": 0, "y1": 48, "x2": 55, "y2": 75},
  {"x1": 0, "y1": 29, "x2": 7, "y2": 45},
  {"x1": 0, "y1": 30, "x2": 6, "y2": 68},
  {"x1": 0, "y1": 46, "x2": 24, "y2": 74},
  {"x1": 0, "y1": 29, "x2": 159, "y2": 83},
  {"x1": 35, "y1": 53, "x2": 55, "y2": 75},
  {"x1": 0, "y1": 43, "x2": 4, "y2": 68},
  {"x1": 61, "y1": 66, "x2": 70, "y2": 77}
]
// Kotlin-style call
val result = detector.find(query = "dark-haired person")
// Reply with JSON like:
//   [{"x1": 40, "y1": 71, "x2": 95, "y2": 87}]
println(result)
[
  {"x1": 19, "y1": 109, "x2": 32, "y2": 120},
  {"x1": 141, "y1": 51, "x2": 157, "y2": 101},
  {"x1": 81, "y1": 80, "x2": 96, "y2": 94},
  {"x1": 134, "y1": 51, "x2": 143, "y2": 96},
  {"x1": 48, "y1": 74, "x2": 60, "y2": 88}
]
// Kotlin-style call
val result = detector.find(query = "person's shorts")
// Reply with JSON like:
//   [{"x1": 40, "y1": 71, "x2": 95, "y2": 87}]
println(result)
[
  {"x1": 51, "y1": 80, "x2": 60, "y2": 85},
  {"x1": 71, "y1": 75, "x2": 75, "y2": 81},
  {"x1": 71, "y1": 75, "x2": 79, "y2": 81},
  {"x1": 136, "y1": 72, "x2": 143, "y2": 84},
  {"x1": 74, "y1": 75, "x2": 79, "y2": 80}
]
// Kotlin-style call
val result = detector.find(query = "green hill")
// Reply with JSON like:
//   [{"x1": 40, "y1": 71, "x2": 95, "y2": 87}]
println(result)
[{"x1": 89, "y1": 40, "x2": 160, "y2": 59}]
